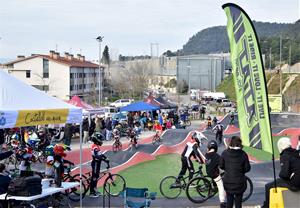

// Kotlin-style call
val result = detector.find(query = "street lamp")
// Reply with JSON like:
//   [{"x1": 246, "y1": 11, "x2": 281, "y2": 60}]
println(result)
[
  {"x1": 186, "y1": 57, "x2": 191, "y2": 106},
  {"x1": 96, "y1": 36, "x2": 104, "y2": 106}
]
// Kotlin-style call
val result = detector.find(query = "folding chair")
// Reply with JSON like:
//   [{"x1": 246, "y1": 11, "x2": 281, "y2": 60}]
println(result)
[{"x1": 121, "y1": 187, "x2": 156, "y2": 208}]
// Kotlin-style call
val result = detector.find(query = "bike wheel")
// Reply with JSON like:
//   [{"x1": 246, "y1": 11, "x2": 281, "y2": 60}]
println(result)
[
  {"x1": 117, "y1": 142, "x2": 122, "y2": 151},
  {"x1": 185, "y1": 120, "x2": 191, "y2": 126},
  {"x1": 104, "y1": 173, "x2": 126, "y2": 197},
  {"x1": 159, "y1": 176, "x2": 182, "y2": 199},
  {"x1": 112, "y1": 143, "x2": 118, "y2": 152},
  {"x1": 186, "y1": 177, "x2": 211, "y2": 203},
  {"x1": 72, "y1": 174, "x2": 89, "y2": 197},
  {"x1": 152, "y1": 135, "x2": 159, "y2": 145},
  {"x1": 64, "y1": 175, "x2": 87, "y2": 202},
  {"x1": 242, "y1": 176, "x2": 253, "y2": 202}
]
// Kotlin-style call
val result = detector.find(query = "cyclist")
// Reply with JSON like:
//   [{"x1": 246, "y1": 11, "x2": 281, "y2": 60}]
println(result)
[
  {"x1": 229, "y1": 111, "x2": 235, "y2": 125},
  {"x1": 205, "y1": 140, "x2": 226, "y2": 208},
  {"x1": 90, "y1": 133, "x2": 110, "y2": 197},
  {"x1": 53, "y1": 144, "x2": 74, "y2": 187},
  {"x1": 212, "y1": 121, "x2": 224, "y2": 145},
  {"x1": 207, "y1": 116, "x2": 212, "y2": 128},
  {"x1": 172, "y1": 132, "x2": 206, "y2": 188}
]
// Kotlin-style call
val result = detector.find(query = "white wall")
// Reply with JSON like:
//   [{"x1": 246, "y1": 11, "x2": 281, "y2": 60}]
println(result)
[{"x1": 8, "y1": 57, "x2": 70, "y2": 100}]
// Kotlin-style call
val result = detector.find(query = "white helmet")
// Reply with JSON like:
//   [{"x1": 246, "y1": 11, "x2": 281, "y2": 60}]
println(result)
[{"x1": 277, "y1": 137, "x2": 291, "y2": 154}]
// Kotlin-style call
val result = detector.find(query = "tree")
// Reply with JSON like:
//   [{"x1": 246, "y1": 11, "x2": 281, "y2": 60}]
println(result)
[
  {"x1": 177, "y1": 79, "x2": 188, "y2": 94},
  {"x1": 164, "y1": 78, "x2": 177, "y2": 88},
  {"x1": 111, "y1": 61, "x2": 154, "y2": 99},
  {"x1": 102, "y1": 45, "x2": 110, "y2": 65}
]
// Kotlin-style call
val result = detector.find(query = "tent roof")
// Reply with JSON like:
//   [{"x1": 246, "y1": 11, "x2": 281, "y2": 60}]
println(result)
[
  {"x1": 0, "y1": 70, "x2": 82, "y2": 127},
  {"x1": 144, "y1": 95, "x2": 163, "y2": 107},
  {"x1": 120, "y1": 101, "x2": 159, "y2": 112},
  {"x1": 155, "y1": 96, "x2": 177, "y2": 109},
  {"x1": 67, "y1": 96, "x2": 94, "y2": 110}
]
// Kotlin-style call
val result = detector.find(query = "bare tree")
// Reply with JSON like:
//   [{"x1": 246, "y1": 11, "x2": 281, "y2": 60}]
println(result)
[{"x1": 111, "y1": 61, "x2": 154, "y2": 99}]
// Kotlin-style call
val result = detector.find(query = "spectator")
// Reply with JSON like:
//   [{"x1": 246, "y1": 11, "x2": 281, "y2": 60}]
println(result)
[
  {"x1": 173, "y1": 112, "x2": 179, "y2": 126},
  {"x1": 128, "y1": 112, "x2": 134, "y2": 128},
  {"x1": 262, "y1": 137, "x2": 300, "y2": 207},
  {"x1": 220, "y1": 136, "x2": 251, "y2": 208},
  {"x1": 89, "y1": 118, "x2": 96, "y2": 137},
  {"x1": 95, "y1": 116, "x2": 101, "y2": 133},
  {"x1": 64, "y1": 123, "x2": 74, "y2": 146},
  {"x1": 105, "y1": 115, "x2": 113, "y2": 141},
  {"x1": 82, "y1": 117, "x2": 89, "y2": 143},
  {"x1": 0, "y1": 129, "x2": 4, "y2": 152},
  {"x1": 0, "y1": 163, "x2": 11, "y2": 194},
  {"x1": 158, "y1": 112, "x2": 163, "y2": 126},
  {"x1": 200, "y1": 106, "x2": 206, "y2": 120}
]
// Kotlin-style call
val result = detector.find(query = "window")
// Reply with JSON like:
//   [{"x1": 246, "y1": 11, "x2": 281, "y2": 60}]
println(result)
[
  {"x1": 43, "y1": 59, "x2": 49, "y2": 78},
  {"x1": 70, "y1": 73, "x2": 74, "y2": 79},
  {"x1": 26, "y1": 70, "x2": 31, "y2": 78}
]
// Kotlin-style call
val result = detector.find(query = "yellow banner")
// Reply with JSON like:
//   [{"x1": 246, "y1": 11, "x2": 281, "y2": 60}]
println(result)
[
  {"x1": 16, "y1": 109, "x2": 69, "y2": 127},
  {"x1": 268, "y1": 94, "x2": 282, "y2": 112}
]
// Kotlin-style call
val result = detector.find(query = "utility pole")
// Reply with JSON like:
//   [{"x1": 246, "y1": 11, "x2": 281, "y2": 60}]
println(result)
[
  {"x1": 269, "y1": 47, "x2": 272, "y2": 70},
  {"x1": 279, "y1": 34, "x2": 282, "y2": 95},
  {"x1": 96, "y1": 36, "x2": 104, "y2": 106}
]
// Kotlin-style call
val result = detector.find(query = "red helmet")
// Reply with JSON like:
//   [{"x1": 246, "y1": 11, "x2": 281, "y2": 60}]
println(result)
[{"x1": 53, "y1": 145, "x2": 66, "y2": 157}]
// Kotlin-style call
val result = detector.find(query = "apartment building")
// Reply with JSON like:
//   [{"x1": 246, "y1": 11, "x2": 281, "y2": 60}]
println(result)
[{"x1": 3, "y1": 51, "x2": 102, "y2": 102}]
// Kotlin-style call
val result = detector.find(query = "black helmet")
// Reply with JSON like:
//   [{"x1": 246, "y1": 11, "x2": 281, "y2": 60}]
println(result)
[
  {"x1": 191, "y1": 132, "x2": 200, "y2": 145},
  {"x1": 91, "y1": 133, "x2": 103, "y2": 145},
  {"x1": 207, "y1": 140, "x2": 218, "y2": 152}
]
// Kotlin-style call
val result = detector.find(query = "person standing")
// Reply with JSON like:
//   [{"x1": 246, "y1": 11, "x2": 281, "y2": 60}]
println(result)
[
  {"x1": 89, "y1": 118, "x2": 96, "y2": 137},
  {"x1": 220, "y1": 136, "x2": 251, "y2": 208},
  {"x1": 82, "y1": 117, "x2": 89, "y2": 143},
  {"x1": 105, "y1": 115, "x2": 112, "y2": 141},
  {"x1": 64, "y1": 123, "x2": 74, "y2": 146}
]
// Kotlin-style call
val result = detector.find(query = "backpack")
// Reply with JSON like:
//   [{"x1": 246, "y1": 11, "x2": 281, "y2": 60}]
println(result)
[{"x1": 7, "y1": 176, "x2": 42, "y2": 196}]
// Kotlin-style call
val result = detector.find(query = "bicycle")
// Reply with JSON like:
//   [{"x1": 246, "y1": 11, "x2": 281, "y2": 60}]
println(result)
[
  {"x1": 159, "y1": 166, "x2": 204, "y2": 199},
  {"x1": 112, "y1": 136, "x2": 122, "y2": 152},
  {"x1": 186, "y1": 173, "x2": 253, "y2": 203},
  {"x1": 73, "y1": 168, "x2": 126, "y2": 198},
  {"x1": 152, "y1": 130, "x2": 162, "y2": 145}
]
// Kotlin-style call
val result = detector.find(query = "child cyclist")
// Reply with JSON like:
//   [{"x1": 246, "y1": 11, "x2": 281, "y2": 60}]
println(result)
[
  {"x1": 90, "y1": 133, "x2": 110, "y2": 197},
  {"x1": 205, "y1": 140, "x2": 226, "y2": 208}
]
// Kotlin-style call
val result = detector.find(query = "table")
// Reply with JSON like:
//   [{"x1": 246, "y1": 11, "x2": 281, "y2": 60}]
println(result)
[{"x1": 0, "y1": 181, "x2": 79, "y2": 207}]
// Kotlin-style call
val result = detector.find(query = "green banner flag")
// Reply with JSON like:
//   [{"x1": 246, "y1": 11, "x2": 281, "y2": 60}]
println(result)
[{"x1": 222, "y1": 3, "x2": 272, "y2": 153}]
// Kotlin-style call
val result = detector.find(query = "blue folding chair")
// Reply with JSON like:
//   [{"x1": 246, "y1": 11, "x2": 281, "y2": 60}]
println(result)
[{"x1": 121, "y1": 187, "x2": 156, "y2": 208}]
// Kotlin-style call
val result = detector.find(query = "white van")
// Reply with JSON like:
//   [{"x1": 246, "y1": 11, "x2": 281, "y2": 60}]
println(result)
[
  {"x1": 103, "y1": 107, "x2": 117, "y2": 118},
  {"x1": 222, "y1": 99, "x2": 231, "y2": 107}
]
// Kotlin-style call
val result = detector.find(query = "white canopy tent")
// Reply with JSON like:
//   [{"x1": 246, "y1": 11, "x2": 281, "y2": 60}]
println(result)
[{"x1": 0, "y1": 70, "x2": 84, "y2": 207}]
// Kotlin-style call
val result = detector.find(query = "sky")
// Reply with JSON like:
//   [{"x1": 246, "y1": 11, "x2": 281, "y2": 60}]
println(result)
[{"x1": 0, "y1": 0, "x2": 299, "y2": 61}]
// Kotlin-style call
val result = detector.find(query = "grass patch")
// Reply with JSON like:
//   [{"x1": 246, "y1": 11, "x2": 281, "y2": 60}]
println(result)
[
  {"x1": 117, "y1": 154, "x2": 202, "y2": 197},
  {"x1": 243, "y1": 136, "x2": 284, "y2": 161}
]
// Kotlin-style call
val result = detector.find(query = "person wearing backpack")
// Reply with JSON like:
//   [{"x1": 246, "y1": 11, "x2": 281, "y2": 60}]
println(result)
[
  {"x1": 262, "y1": 137, "x2": 300, "y2": 207},
  {"x1": 212, "y1": 121, "x2": 224, "y2": 145}
]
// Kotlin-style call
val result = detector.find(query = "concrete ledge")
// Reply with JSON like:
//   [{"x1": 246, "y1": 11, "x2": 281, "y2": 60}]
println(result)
[{"x1": 282, "y1": 189, "x2": 300, "y2": 207}]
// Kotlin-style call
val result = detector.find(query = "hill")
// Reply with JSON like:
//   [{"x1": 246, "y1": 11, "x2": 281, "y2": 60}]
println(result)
[{"x1": 179, "y1": 20, "x2": 300, "y2": 65}]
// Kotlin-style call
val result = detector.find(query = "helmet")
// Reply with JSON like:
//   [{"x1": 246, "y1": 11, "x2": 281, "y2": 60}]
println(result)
[
  {"x1": 191, "y1": 132, "x2": 200, "y2": 145},
  {"x1": 207, "y1": 140, "x2": 218, "y2": 152},
  {"x1": 45, "y1": 145, "x2": 54, "y2": 156},
  {"x1": 11, "y1": 133, "x2": 20, "y2": 141},
  {"x1": 91, "y1": 133, "x2": 103, "y2": 145},
  {"x1": 53, "y1": 144, "x2": 66, "y2": 157},
  {"x1": 277, "y1": 137, "x2": 291, "y2": 154}
]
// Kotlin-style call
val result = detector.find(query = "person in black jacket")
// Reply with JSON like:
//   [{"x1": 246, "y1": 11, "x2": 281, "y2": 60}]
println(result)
[
  {"x1": 220, "y1": 136, "x2": 251, "y2": 208},
  {"x1": 205, "y1": 140, "x2": 226, "y2": 208},
  {"x1": 262, "y1": 137, "x2": 300, "y2": 207},
  {"x1": 82, "y1": 118, "x2": 89, "y2": 143}
]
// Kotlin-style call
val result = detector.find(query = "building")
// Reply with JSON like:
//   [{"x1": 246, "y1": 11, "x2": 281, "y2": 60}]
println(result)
[
  {"x1": 2, "y1": 51, "x2": 101, "y2": 102},
  {"x1": 176, "y1": 54, "x2": 231, "y2": 92}
]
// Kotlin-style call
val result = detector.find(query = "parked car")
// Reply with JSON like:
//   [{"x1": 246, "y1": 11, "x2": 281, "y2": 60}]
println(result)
[
  {"x1": 103, "y1": 107, "x2": 117, "y2": 118},
  {"x1": 222, "y1": 99, "x2": 232, "y2": 107},
  {"x1": 109, "y1": 99, "x2": 133, "y2": 108}
]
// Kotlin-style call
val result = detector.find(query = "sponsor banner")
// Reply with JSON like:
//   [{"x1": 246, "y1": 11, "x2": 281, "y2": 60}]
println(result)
[
  {"x1": 223, "y1": 3, "x2": 272, "y2": 153},
  {"x1": 15, "y1": 109, "x2": 69, "y2": 127},
  {"x1": 268, "y1": 94, "x2": 282, "y2": 112}
]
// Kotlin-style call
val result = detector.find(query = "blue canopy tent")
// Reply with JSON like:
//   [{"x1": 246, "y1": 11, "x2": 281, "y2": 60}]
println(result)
[{"x1": 120, "y1": 101, "x2": 160, "y2": 112}]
